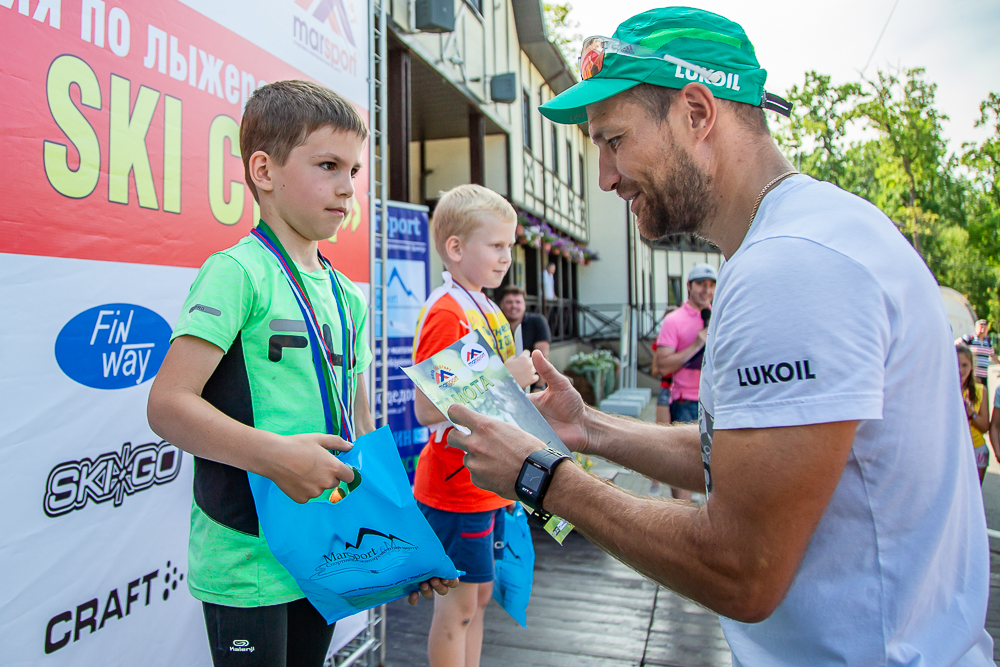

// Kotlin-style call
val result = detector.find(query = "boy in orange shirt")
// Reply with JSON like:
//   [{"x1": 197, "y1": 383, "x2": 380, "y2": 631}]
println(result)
[{"x1": 412, "y1": 184, "x2": 537, "y2": 667}]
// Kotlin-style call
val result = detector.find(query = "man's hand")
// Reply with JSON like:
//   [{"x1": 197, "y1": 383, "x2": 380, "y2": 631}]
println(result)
[
  {"x1": 268, "y1": 433, "x2": 355, "y2": 503},
  {"x1": 406, "y1": 577, "x2": 459, "y2": 605},
  {"x1": 528, "y1": 350, "x2": 592, "y2": 452},
  {"x1": 447, "y1": 404, "x2": 546, "y2": 497},
  {"x1": 504, "y1": 351, "x2": 539, "y2": 388}
]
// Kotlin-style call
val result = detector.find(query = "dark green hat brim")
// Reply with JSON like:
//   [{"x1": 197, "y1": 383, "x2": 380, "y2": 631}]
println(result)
[{"x1": 539, "y1": 78, "x2": 641, "y2": 125}]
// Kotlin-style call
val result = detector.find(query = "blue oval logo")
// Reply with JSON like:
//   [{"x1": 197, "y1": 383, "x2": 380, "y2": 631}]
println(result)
[{"x1": 55, "y1": 303, "x2": 172, "y2": 390}]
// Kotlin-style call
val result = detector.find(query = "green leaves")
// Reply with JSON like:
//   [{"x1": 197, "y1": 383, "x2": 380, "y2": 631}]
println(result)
[{"x1": 778, "y1": 68, "x2": 999, "y2": 324}]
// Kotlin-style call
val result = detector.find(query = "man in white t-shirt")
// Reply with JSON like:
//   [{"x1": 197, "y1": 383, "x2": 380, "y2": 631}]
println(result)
[{"x1": 441, "y1": 7, "x2": 993, "y2": 666}]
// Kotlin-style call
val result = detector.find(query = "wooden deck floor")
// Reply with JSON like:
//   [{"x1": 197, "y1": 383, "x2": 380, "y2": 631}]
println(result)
[{"x1": 383, "y1": 526, "x2": 731, "y2": 667}]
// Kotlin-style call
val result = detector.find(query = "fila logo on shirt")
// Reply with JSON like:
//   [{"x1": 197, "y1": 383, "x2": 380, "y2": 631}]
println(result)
[{"x1": 737, "y1": 360, "x2": 816, "y2": 387}]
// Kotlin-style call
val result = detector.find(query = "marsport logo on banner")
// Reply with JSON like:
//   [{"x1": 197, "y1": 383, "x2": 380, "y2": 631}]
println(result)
[
  {"x1": 292, "y1": 0, "x2": 358, "y2": 75},
  {"x1": 54, "y1": 303, "x2": 171, "y2": 389},
  {"x1": 44, "y1": 441, "x2": 183, "y2": 517},
  {"x1": 45, "y1": 560, "x2": 185, "y2": 654}
]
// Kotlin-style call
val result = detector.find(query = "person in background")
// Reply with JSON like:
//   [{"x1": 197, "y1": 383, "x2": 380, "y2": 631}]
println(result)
[
  {"x1": 959, "y1": 344, "x2": 991, "y2": 484},
  {"x1": 652, "y1": 306, "x2": 678, "y2": 426},
  {"x1": 961, "y1": 319, "x2": 999, "y2": 387},
  {"x1": 655, "y1": 264, "x2": 717, "y2": 425},
  {"x1": 499, "y1": 285, "x2": 551, "y2": 393},
  {"x1": 542, "y1": 262, "x2": 557, "y2": 301},
  {"x1": 988, "y1": 383, "x2": 1000, "y2": 477}
]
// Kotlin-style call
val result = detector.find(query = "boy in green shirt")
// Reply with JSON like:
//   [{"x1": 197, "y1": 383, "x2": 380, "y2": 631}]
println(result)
[{"x1": 148, "y1": 80, "x2": 453, "y2": 666}]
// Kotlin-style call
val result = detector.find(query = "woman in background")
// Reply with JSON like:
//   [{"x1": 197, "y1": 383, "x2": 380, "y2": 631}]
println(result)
[{"x1": 958, "y1": 344, "x2": 991, "y2": 484}]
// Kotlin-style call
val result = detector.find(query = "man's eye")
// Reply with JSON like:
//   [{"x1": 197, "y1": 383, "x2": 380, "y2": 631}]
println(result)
[
  {"x1": 320, "y1": 162, "x2": 335, "y2": 170},
  {"x1": 608, "y1": 136, "x2": 621, "y2": 149}
]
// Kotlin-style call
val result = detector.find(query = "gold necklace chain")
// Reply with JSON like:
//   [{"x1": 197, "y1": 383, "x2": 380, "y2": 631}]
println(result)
[{"x1": 748, "y1": 170, "x2": 799, "y2": 229}]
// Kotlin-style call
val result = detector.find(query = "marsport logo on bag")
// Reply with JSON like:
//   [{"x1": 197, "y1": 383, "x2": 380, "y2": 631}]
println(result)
[
  {"x1": 310, "y1": 528, "x2": 418, "y2": 580},
  {"x1": 55, "y1": 304, "x2": 171, "y2": 389},
  {"x1": 460, "y1": 342, "x2": 489, "y2": 372}
]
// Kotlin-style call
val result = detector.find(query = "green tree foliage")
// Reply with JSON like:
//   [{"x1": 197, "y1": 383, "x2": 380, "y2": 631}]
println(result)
[
  {"x1": 544, "y1": 3, "x2": 581, "y2": 67},
  {"x1": 778, "y1": 68, "x2": 1000, "y2": 324}
]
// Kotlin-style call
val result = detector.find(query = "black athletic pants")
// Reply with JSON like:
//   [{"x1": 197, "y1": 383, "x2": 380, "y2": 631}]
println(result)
[{"x1": 203, "y1": 598, "x2": 336, "y2": 667}]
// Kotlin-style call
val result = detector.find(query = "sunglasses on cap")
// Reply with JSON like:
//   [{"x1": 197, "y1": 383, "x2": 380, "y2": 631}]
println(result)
[
  {"x1": 580, "y1": 36, "x2": 725, "y2": 85},
  {"x1": 578, "y1": 35, "x2": 793, "y2": 116}
]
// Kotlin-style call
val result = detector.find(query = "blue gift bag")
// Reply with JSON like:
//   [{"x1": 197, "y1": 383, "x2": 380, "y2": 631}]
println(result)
[
  {"x1": 492, "y1": 505, "x2": 535, "y2": 628},
  {"x1": 247, "y1": 426, "x2": 462, "y2": 624}
]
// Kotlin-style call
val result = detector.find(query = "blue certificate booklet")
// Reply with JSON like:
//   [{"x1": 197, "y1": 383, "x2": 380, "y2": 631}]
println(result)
[{"x1": 402, "y1": 331, "x2": 574, "y2": 543}]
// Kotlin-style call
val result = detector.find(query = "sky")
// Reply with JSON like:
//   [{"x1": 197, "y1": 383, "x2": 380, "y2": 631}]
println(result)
[{"x1": 567, "y1": 0, "x2": 1000, "y2": 153}]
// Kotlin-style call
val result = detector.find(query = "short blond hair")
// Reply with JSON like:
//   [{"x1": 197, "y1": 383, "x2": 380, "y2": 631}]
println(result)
[{"x1": 432, "y1": 184, "x2": 516, "y2": 258}]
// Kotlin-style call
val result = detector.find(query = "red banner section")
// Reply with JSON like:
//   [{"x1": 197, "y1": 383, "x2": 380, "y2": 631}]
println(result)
[{"x1": 0, "y1": 1, "x2": 370, "y2": 281}]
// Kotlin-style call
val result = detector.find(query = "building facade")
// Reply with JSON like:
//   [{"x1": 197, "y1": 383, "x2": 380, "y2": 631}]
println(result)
[{"x1": 383, "y1": 0, "x2": 722, "y2": 369}]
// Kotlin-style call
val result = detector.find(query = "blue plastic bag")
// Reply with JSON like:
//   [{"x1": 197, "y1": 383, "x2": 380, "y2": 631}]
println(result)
[
  {"x1": 247, "y1": 426, "x2": 462, "y2": 624},
  {"x1": 492, "y1": 505, "x2": 535, "y2": 628}
]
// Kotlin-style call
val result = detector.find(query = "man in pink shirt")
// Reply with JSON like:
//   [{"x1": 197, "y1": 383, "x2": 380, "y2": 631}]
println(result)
[{"x1": 656, "y1": 263, "x2": 717, "y2": 425}]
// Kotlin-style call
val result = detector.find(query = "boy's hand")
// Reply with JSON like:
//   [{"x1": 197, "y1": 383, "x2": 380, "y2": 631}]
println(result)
[
  {"x1": 269, "y1": 433, "x2": 355, "y2": 503},
  {"x1": 504, "y1": 351, "x2": 539, "y2": 388},
  {"x1": 406, "y1": 577, "x2": 459, "y2": 605}
]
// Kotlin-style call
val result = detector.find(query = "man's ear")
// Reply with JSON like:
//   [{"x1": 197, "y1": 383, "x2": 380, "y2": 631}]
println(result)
[
  {"x1": 444, "y1": 235, "x2": 463, "y2": 263},
  {"x1": 678, "y1": 83, "x2": 717, "y2": 142},
  {"x1": 248, "y1": 151, "x2": 274, "y2": 195}
]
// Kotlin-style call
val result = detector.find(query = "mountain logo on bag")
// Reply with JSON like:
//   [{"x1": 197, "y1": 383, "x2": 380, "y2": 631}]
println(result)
[
  {"x1": 345, "y1": 528, "x2": 414, "y2": 550},
  {"x1": 310, "y1": 527, "x2": 419, "y2": 580},
  {"x1": 55, "y1": 303, "x2": 171, "y2": 389},
  {"x1": 433, "y1": 365, "x2": 458, "y2": 388}
]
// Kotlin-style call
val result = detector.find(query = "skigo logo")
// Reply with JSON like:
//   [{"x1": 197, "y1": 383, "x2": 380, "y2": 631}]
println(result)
[
  {"x1": 55, "y1": 304, "x2": 171, "y2": 389},
  {"x1": 44, "y1": 441, "x2": 183, "y2": 517}
]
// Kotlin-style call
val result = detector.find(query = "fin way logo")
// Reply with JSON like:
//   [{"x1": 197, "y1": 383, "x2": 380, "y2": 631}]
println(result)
[{"x1": 55, "y1": 304, "x2": 171, "y2": 389}]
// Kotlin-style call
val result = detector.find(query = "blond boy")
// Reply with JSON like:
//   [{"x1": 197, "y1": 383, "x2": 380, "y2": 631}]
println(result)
[{"x1": 411, "y1": 184, "x2": 536, "y2": 667}]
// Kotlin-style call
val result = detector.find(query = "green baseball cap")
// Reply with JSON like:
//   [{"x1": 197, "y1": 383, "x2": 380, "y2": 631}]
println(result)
[{"x1": 540, "y1": 7, "x2": 787, "y2": 125}]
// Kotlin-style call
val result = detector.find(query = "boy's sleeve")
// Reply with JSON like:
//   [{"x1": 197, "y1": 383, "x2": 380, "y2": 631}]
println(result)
[
  {"x1": 172, "y1": 253, "x2": 254, "y2": 352},
  {"x1": 414, "y1": 305, "x2": 465, "y2": 365}
]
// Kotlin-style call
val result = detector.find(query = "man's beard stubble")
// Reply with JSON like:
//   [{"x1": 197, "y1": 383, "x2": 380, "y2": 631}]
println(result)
[{"x1": 633, "y1": 144, "x2": 716, "y2": 241}]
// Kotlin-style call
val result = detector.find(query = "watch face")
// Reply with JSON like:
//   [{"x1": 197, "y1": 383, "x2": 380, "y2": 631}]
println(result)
[{"x1": 519, "y1": 464, "x2": 546, "y2": 493}]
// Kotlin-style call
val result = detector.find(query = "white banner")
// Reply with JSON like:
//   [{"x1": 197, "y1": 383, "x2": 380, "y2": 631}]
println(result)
[{"x1": 0, "y1": 254, "x2": 208, "y2": 665}]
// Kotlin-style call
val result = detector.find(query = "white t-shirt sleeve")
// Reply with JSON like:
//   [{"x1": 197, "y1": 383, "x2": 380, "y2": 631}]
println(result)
[{"x1": 710, "y1": 237, "x2": 888, "y2": 430}]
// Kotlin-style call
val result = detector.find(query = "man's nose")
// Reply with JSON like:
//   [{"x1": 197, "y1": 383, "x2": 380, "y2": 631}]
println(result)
[{"x1": 598, "y1": 148, "x2": 620, "y2": 193}]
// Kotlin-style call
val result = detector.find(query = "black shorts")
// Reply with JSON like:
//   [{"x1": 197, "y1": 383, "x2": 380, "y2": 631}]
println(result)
[{"x1": 202, "y1": 598, "x2": 335, "y2": 667}]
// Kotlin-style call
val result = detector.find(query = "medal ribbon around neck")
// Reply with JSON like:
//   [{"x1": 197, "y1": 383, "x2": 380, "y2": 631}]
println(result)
[
  {"x1": 251, "y1": 221, "x2": 357, "y2": 442},
  {"x1": 452, "y1": 277, "x2": 502, "y2": 355}
]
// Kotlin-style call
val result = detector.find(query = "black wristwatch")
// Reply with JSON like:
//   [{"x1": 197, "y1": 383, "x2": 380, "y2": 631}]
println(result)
[{"x1": 516, "y1": 448, "x2": 571, "y2": 524}]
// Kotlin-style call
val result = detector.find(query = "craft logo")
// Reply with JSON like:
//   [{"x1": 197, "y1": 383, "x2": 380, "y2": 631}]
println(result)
[
  {"x1": 433, "y1": 365, "x2": 458, "y2": 389},
  {"x1": 460, "y1": 342, "x2": 489, "y2": 372},
  {"x1": 44, "y1": 441, "x2": 183, "y2": 517},
  {"x1": 292, "y1": 0, "x2": 359, "y2": 75},
  {"x1": 44, "y1": 560, "x2": 184, "y2": 654},
  {"x1": 54, "y1": 303, "x2": 171, "y2": 390}
]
